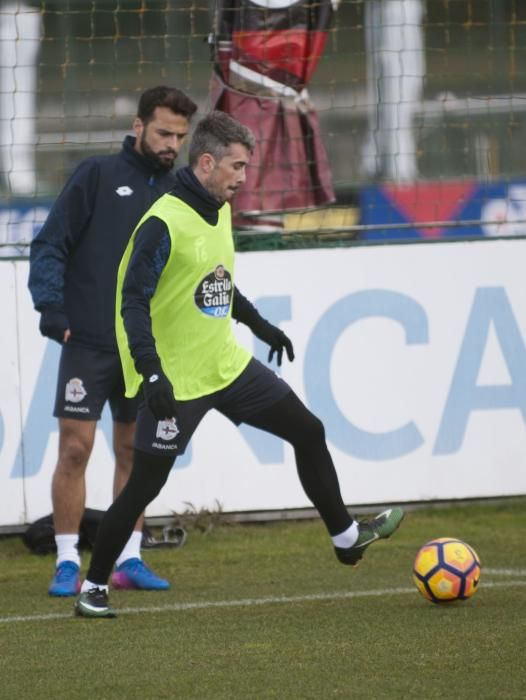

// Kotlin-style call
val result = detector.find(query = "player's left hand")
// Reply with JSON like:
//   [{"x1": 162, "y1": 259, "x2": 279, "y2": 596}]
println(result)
[{"x1": 253, "y1": 321, "x2": 295, "y2": 366}]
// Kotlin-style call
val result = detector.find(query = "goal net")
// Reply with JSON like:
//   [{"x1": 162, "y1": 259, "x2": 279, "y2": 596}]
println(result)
[{"x1": 0, "y1": 0, "x2": 524, "y2": 252}]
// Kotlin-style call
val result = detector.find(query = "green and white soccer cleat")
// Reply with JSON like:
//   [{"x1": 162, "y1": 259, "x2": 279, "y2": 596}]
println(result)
[
  {"x1": 335, "y1": 507, "x2": 405, "y2": 566},
  {"x1": 74, "y1": 587, "x2": 116, "y2": 619}
]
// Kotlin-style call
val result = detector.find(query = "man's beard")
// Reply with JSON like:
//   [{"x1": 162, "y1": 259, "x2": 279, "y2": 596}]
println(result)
[{"x1": 140, "y1": 134, "x2": 176, "y2": 172}]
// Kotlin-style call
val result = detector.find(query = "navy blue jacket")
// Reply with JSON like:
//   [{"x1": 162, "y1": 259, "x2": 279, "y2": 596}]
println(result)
[{"x1": 28, "y1": 136, "x2": 177, "y2": 351}]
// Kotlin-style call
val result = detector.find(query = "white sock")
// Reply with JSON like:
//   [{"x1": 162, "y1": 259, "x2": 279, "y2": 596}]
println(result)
[
  {"x1": 331, "y1": 521, "x2": 359, "y2": 549},
  {"x1": 81, "y1": 579, "x2": 108, "y2": 593},
  {"x1": 116, "y1": 530, "x2": 142, "y2": 567},
  {"x1": 55, "y1": 534, "x2": 81, "y2": 567}
]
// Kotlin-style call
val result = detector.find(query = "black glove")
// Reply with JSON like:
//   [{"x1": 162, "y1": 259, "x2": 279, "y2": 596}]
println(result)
[
  {"x1": 251, "y1": 319, "x2": 295, "y2": 366},
  {"x1": 39, "y1": 308, "x2": 69, "y2": 344},
  {"x1": 140, "y1": 360, "x2": 178, "y2": 421}
]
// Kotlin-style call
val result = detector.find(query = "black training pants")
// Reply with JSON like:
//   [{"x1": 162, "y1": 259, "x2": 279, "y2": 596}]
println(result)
[{"x1": 86, "y1": 390, "x2": 352, "y2": 585}]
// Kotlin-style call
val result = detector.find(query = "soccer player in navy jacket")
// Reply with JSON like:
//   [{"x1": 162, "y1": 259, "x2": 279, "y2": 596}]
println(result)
[{"x1": 28, "y1": 86, "x2": 197, "y2": 596}]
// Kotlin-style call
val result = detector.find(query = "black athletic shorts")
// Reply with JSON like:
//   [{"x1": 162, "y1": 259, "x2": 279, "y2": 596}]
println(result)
[
  {"x1": 134, "y1": 357, "x2": 291, "y2": 456},
  {"x1": 53, "y1": 342, "x2": 139, "y2": 423}
]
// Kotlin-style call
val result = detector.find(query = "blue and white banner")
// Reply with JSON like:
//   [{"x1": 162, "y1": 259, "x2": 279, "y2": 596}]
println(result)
[
  {"x1": 2, "y1": 238, "x2": 526, "y2": 526},
  {"x1": 359, "y1": 180, "x2": 526, "y2": 240}
]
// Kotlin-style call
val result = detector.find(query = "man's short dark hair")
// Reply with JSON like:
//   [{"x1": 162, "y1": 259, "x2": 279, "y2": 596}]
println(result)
[
  {"x1": 137, "y1": 86, "x2": 198, "y2": 124},
  {"x1": 189, "y1": 110, "x2": 255, "y2": 167}
]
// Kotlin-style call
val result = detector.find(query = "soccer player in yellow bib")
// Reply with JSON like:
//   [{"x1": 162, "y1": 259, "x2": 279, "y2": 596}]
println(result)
[{"x1": 75, "y1": 111, "x2": 404, "y2": 618}]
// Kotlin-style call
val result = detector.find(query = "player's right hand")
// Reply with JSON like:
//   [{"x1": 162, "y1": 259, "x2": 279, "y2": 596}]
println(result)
[
  {"x1": 143, "y1": 369, "x2": 178, "y2": 421},
  {"x1": 39, "y1": 308, "x2": 70, "y2": 344}
]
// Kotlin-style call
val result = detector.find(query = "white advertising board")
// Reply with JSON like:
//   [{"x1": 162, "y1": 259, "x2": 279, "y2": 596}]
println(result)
[
  {"x1": 2, "y1": 238, "x2": 526, "y2": 526},
  {"x1": 0, "y1": 263, "x2": 25, "y2": 525}
]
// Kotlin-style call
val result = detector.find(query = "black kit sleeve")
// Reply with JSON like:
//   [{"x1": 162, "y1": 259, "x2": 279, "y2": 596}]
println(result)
[{"x1": 121, "y1": 216, "x2": 172, "y2": 376}]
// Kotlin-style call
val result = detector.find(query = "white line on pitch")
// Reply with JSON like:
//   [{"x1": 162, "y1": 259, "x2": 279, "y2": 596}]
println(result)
[
  {"x1": 1, "y1": 579, "x2": 525, "y2": 625},
  {"x1": 483, "y1": 568, "x2": 526, "y2": 576}
]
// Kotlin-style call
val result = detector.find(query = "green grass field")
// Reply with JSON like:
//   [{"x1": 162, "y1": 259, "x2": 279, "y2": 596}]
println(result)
[{"x1": 1, "y1": 499, "x2": 525, "y2": 700}]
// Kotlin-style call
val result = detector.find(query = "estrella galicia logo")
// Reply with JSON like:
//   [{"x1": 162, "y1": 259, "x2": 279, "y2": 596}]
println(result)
[{"x1": 194, "y1": 265, "x2": 232, "y2": 318}]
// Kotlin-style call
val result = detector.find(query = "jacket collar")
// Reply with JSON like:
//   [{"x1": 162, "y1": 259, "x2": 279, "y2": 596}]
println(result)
[{"x1": 120, "y1": 135, "x2": 169, "y2": 177}]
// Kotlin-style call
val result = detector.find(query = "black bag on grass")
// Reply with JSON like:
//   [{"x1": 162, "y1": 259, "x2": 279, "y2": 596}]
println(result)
[
  {"x1": 22, "y1": 509, "x2": 186, "y2": 554},
  {"x1": 22, "y1": 509, "x2": 105, "y2": 554}
]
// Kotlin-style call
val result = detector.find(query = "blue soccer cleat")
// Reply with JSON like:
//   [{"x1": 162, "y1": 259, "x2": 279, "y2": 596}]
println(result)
[
  {"x1": 110, "y1": 558, "x2": 170, "y2": 590},
  {"x1": 48, "y1": 561, "x2": 81, "y2": 597}
]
